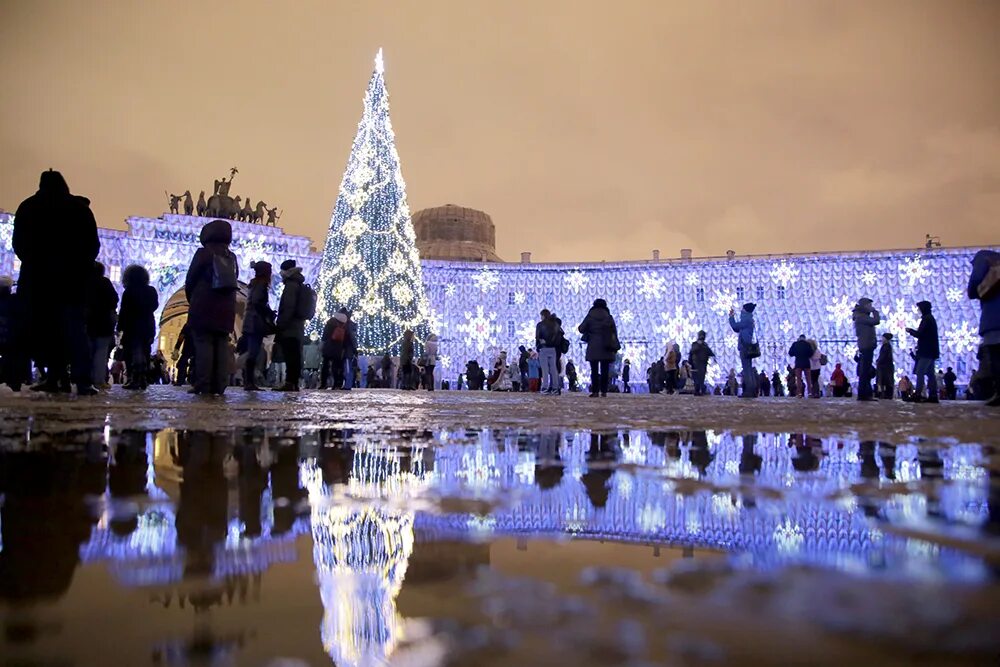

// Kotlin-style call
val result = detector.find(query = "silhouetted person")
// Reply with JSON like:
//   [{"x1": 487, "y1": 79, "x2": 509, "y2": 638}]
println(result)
[
  {"x1": 185, "y1": 219, "x2": 239, "y2": 395},
  {"x1": 118, "y1": 265, "x2": 159, "y2": 390},
  {"x1": 967, "y1": 249, "x2": 1000, "y2": 407},
  {"x1": 578, "y1": 298, "x2": 620, "y2": 397},
  {"x1": 275, "y1": 260, "x2": 306, "y2": 392},
  {"x1": 242, "y1": 261, "x2": 274, "y2": 391},
  {"x1": 87, "y1": 262, "x2": 119, "y2": 388},
  {"x1": 12, "y1": 170, "x2": 100, "y2": 394},
  {"x1": 173, "y1": 322, "x2": 194, "y2": 386}
]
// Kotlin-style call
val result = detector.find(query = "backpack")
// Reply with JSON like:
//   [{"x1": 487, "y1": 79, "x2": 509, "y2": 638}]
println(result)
[
  {"x1": 295, "y1": 283, "x2": 317, "y2": 320},
  {"x1": 210, "y1": 253, "x2": 239, "y2": 292},
  {"x1": 330, "y1": 321, "x2": 346, "y2": 343}
]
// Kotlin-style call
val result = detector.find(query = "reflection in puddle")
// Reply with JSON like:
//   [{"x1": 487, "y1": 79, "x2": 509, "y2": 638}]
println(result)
[{"x1": 0, "y1": 427, "x2": 996, "y2": 665}]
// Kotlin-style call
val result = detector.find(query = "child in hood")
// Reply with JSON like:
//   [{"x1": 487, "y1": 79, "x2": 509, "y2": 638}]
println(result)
[{"x1": 118, "y1": 265, "x2": 159, "y2": 390}]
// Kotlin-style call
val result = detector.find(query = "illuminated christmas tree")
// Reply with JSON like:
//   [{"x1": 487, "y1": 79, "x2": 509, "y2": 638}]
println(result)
[{"x1": 310, "y1": 49, "x2": 430, "y2": 354}]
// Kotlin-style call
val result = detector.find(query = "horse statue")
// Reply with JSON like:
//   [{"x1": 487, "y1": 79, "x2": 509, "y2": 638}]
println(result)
[
  {"x1": 206, "y1": 194, "x2": 241, "y2": 220},
  {"x1": 253, "y1": 200, "x2": 267, "y2": 225},
  {"x1": 196, "y1": 191, "x2": 207, "y2": 216},
  {"x1": 182, "y1": 190, "x2": 194, "y2": 215},
  {"x1": 239, "y1": 197, "x2": 254, "y2": 222}
]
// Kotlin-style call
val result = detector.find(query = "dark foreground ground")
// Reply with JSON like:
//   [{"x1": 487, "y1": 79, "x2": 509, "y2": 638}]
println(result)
[{"x1": 0, "y1": 387, "x2": 998, "y2": 666}]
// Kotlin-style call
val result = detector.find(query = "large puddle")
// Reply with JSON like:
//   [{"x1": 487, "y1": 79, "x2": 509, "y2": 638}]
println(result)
[{"x1": 1, "y1": 427, "x2": 997, "y2": 665}]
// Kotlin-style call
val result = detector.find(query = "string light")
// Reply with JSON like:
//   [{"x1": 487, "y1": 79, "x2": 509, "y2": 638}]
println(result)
[{"x1": 309, "y1": 49, "x2": 431, "y2": 355}]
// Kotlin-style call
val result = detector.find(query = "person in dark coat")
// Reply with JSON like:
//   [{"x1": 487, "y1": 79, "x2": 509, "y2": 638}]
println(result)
[
  {"x1": 622, "y1": 359, "x2": 631, "y2": 393},
  {"x1": 759, "y1": 370, "x2": 771, "y2": 397},
  {"x1": 241, "y1": 261, "x2": 274, "y2": 391},
  {"x1": 343, "y1": 311, "x2": 358, "y2": 390},
  {"x1": 852, "y1": 298, "x2": 880, "y2": 401},
  {"x1": 321, "y1": 309, "x2": 352, "y2": 390},
  {"x1": 967, "y1": 249, "x2": 1000, "y2": 407},
  {"x1": 275, "y1": 260, "x2": 306, "y2": 392},
  {"x1": 771, "y1": 369, "x2": 785, "y2": 397},
  {"x1": 173, "y1": 322, "x2": 194, "y2": 386},
  {"x1": 86, "y1": 262, "x2": 119, "y2": 388},
  {"x1": 566, "y1": 359, "x2": 578, "y2": 392},
  {"x1": 185, "y1": 219, "x2": 239, "y2": 395},
  {"x1": 906, "y1": 300, "x2": 940, "y2": 403},
  {"x1": 578, "y1": 298, "x2": 619, "y2": 398},
  {"x1": 518, "y1": 345, "x2": 530, "y2": 392},
  {"x1": 728, "y1": 303, "x2": 758, "y2": 398},
  {"x1": 876, "y1": 332, "x2": 895, "y2": 400},
  {"x1": 399, "y1": 329, "x2": 415, "y2": 390},
  {"x1": 12, "y1": 170, "x2": 100, "y2": 394},
  {"x1": 117, "y1": 265, "x2": 159, "y2": 390},
  {"x1": 788, "y1": 334, "x2": 813, "y2": 398},
  {"x1": 943, "y1": 366, "x2": 957, "y2": 400},
  {"x1": 688, "y1": 330, "x2": 715, "y2": 396},
  {"x1": 380, "y1": 352, "x2": 393, "y2": 388}
]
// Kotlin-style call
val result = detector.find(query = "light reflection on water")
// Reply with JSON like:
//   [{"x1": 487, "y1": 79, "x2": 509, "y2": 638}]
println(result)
[{"x1": 0, "y1": 427, "x2": 995, "y2": 665}]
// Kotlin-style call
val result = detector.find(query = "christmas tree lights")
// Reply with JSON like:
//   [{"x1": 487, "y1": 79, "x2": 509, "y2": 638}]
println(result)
[{"x1": 309, "y1": 49, "x2": 431, "y2": 354}]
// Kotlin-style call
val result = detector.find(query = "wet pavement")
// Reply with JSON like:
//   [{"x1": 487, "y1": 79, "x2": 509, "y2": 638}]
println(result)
[{"x1": 0, "y1": 387, "x2": 998, "y2": 666}]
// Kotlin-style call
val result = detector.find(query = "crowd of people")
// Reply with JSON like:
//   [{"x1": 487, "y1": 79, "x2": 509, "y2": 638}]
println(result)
[{"x1": 2, "y1": 170, "x2": 998, "y2": 406}]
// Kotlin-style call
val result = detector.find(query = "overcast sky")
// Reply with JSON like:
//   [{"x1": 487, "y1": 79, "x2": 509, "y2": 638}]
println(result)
[{"x1": 1, "y1": 0, "x2": 997, "y2": 262}]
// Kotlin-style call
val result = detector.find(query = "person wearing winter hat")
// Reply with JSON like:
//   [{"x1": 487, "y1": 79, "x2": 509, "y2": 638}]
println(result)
[
  {"x1": 906, "y1": 300, "x2": 940, "y2": 403},
  {"x1": 876, "y1": 332, "x2": 895, "y2": 399},
  {"x1": 852, "y1": 297, "x2": 880, "y2": 401},
  {"x1": 728, "y1": 303, "x2": 758, "y2": 398},
  {"x1": 242, "y1": 261, "x2": 274, "y2": 391},
  {"x1": 275, "y1": 259, "x2": 306, "y2": 391},
  {"x1": 688, "y1": 330, "x2": 715, "y2": 396},
  {"x1": 185, "y1": 219, "x2": 239, "y2": 395}
]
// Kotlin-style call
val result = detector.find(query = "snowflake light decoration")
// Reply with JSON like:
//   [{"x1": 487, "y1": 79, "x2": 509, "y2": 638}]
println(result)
[
  {"x1": 943, "y1": 321, "x2": 978, "y2": 354},
  {"x1": 704, "y1": 362, "x2": 722, "y2": 387},
  {"x1": 456, "y1": 305, "x2": 499, "y2": 353},
  {"x1": 880, "y1": 299, "x2": 919, "y2": 350},
  {"x1": 825, "y1": 295, "x2": 854, "y2": 326},
  {"x1": 472, "y1": 268, "x2": 500, "y2": 293},
  {"x1": 861, "y1": 271, "x2": 878, "y2": 287},
  {"x1": 769, "y1": 261, "x2": 800, "y2": 286},
  {"x1": 620, "y1": 310, "x2": 635, "y2": 325},
  {"x1": 637, "y1": 273, "x2": 667, "y2": 300},
  {"x1": 946, "y1": 287, "x2": 963, "y2": 303},
  {"x1": 426, "y1": 307, "x2": 446, "y2": 334},
  {"x1": 899, "y1": 256, "x2": 931, "y2": 290},
  {"x1": 709, "y1": 289, "x2": 738, "y2": 316},
  {"x1": 780, "y1": 319, "x2": 793, "y2": 334},
  {"x1": 444, "y1": 284, "x2": 457, "y2": 297},
  {"x1": 514, "y1": 290, "x2": 527, "y2": 305},
  {"x1": 563, "y1": 270, "x2": 589, "y2": 295},
  {"x1": 685, "y1": 272, "x2": 701, "y2": 287},
  {"x1": 653, "y1": 305, "x2": 702, "y2": 347},
  {"x1": 516, "y1": 321, "x2": 537, "y2": 347}
]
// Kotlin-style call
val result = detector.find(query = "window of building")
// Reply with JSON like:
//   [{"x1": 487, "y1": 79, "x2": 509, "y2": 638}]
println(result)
[
  {"x1": 109, "y1": 265, "x2": 121, "y2": 283},
  {"x1": 756, "y1": 285, "x2": 765, "y2": 301},
  {"x1": 696, "y1": 287, "x2": 705, "y2": 302},
  {"x1": 507, "y1": 321, "x2": 515, "y2": 338},
  {"x1": 13, "y1": 258, "x2": 21, "y2": 274},
  {"x1": 777, "y1": 285, "x2": 786, "y2": 300},
  {"x1": 508, "y1": 291, "x2": 515, "y2": 305},
  {"x1": 736, "y1": 287, "x2": 745, "y2": 301}
]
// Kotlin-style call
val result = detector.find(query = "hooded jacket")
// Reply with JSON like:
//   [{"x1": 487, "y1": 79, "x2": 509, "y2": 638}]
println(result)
[
  {"x1": 118, "y1": 265, "x2": 159, "y2": 345},
  {"x1": 578, "y1": 305, "x2": 618, "y2": 362},
  {"x1": 852, "y1": 300, "x2": 881, "y2": 352},
  {"x1": 910, "y1": 301, "x2": 940, "y2": 359},
  {"x1": 321, "y1": 312, "x2": 351, "y2": 358},
  {"x1": 13, "y1": 171, "x2": 100, "y2": 306},
  {"x1": 967, "y1": 249, "x2": 1000, "y2": 335},
  {"x1": 276, "y1": 266, "x2": 305, "y2": 339},
  {"x1": 185, "y1": 219, "x2": 238, "y2": 334}
]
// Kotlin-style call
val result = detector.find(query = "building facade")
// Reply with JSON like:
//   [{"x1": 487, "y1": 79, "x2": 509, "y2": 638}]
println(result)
[{"x1": 0, "y1": 211, "x2": 992, "y2": 387}]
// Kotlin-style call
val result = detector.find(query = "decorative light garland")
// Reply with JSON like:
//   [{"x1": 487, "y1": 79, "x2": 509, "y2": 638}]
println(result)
[{"x1": 308, "y1": 49, "x2": 431, "y2": 355}]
